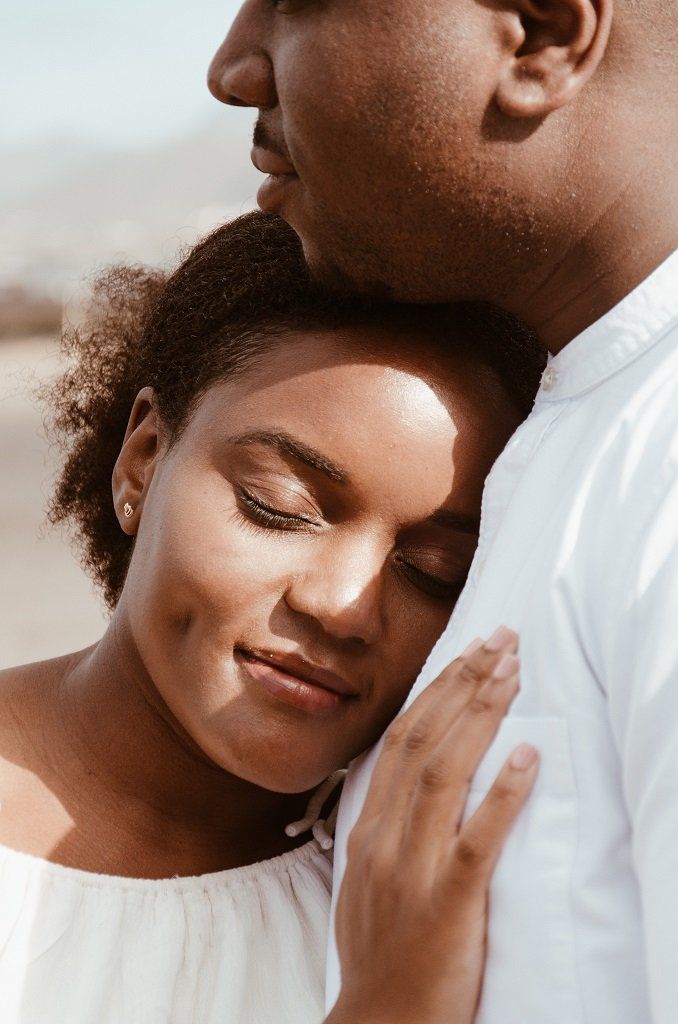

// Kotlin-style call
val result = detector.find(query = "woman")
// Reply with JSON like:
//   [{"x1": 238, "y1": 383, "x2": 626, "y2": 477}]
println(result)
[{"x1": 0, "y1": 212, "x2": 542, "y2": 1023}]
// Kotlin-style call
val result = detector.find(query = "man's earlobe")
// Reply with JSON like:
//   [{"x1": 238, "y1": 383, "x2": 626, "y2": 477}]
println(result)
[
  {"x1": 112, "y1": 387, "x2": 162, "y2": 536},
  {"x1": 494, "y1": 0, "x2": 613, "y2": 118}
]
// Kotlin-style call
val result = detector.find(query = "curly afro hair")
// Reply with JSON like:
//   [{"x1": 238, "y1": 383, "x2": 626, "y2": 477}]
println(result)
[{"x1": 44, "y1": 211, "x2": 545, "y2": 610}]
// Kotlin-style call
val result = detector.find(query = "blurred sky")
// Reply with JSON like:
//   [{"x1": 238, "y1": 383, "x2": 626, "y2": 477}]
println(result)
[
  {"x1": 3, "y1": 0, "x2": 242, "y2": 146},
  {"x1": 1, "y1": 1, "x2": 258, "y2": 665}
]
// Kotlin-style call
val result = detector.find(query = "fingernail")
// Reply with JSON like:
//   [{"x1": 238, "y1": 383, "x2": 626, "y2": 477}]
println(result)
[
  {"x1": 485, "y1": 624, "x2": 517, "y2": 652},
  {"x1": 510, "y1": 743, "x2": 538, "y2": 771},
  {"x1": 461, "y1": 637, "x2": 483, "y2": 657},
  {"x1": 492, "y1": 653, "x2": 519, "y2": 680}
]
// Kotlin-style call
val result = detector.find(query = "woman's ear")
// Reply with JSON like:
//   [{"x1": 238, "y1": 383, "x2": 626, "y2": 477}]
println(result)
[
  {"x1": 494, "y1": 0, "x2": 614, "y2": 117},
  {"x1": 112, "y1": 387, "x2": 163, "y2": 535}
]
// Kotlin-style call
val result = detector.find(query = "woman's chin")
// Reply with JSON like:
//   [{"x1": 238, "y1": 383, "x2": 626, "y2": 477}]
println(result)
[
  {"x1": 188, "y1": 722, "x2": 342, "y2": 793},
  {"x1": 233, "y1": 755, "x2": 340, "y2": 796}
]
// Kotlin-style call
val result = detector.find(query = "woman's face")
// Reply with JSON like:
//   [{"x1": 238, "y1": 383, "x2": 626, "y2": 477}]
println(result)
[{"x1": 117, "y1": 327, "x2": 521, "y2": 792}]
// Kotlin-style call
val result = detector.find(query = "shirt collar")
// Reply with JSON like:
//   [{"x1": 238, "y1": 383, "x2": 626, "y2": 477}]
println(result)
[{"x1": 534, "y1": 249, "x2": 678, "y2": 403}]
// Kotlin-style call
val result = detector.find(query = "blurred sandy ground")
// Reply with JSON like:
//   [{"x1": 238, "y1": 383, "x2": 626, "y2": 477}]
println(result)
[{"x1": 0, "y1": 336, "x2": 108, "y2": 668}]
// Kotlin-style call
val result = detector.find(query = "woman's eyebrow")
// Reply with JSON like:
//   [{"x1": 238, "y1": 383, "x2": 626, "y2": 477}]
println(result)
[
  {"x1": 428, "y1": 508, "x2": 481, "y2": 535},
  {"x1": 231, "y1": 430, "x2": 347, "y2": 483}
]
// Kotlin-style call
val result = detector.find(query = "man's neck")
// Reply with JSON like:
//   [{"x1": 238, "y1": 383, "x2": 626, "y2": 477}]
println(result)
[{"x1": 508, "y1": 163, "x2": 678, "y2": 354}]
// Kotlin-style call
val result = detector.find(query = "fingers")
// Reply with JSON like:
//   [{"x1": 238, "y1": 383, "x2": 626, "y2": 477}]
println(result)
[
  {"x1": 447, "y1": 743, "x2": 539, "y2": 892},
  {"x1": 401, "y1": 652, "x2": 521, "y2": 860},
  {"x1": 399, "y1": 628, "x2": 518, "y2": 754},
  {"x1": 359, "y1": 627, "x2": 518, "y2": 825}
]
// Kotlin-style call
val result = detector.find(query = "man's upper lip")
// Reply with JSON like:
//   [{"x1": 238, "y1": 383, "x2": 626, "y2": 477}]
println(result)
[
  {"x1": 251, "y1": 145, "x2": 297, "y2": 177},
  {"x1": 240, "y1": 647, "x2": 357, "y2": 698}
]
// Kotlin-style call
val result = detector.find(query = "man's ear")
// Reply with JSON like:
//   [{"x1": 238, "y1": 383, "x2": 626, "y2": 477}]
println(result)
[
  {"x1": 112, "y1": 387, "x2": 163, "y2": 536},
  {"x1": 494, "y1": 0, "x2": 614, "y2": 117}
]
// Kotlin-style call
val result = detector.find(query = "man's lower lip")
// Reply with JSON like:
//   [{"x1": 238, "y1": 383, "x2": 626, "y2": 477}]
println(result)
[
  {"x1": 256, "y1": 173, "x2": 298, "y2": 213},
  {"x1": 236, "y1": 650, "x2": 347, "y2": 715}
]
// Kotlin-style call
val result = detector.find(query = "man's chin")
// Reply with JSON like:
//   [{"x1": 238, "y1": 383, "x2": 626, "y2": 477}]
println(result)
[{"x1": 301, "y1": 239, "x2": 398, "y2": 302}]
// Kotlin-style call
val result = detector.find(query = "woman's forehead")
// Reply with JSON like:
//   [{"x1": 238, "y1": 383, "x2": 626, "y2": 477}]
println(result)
[
  {"x1": 199, "y1": 342, "x2": 465, "y2": 450},
  {"x1": 182, "y1": 340, "x2": 501, "y2": 525}
]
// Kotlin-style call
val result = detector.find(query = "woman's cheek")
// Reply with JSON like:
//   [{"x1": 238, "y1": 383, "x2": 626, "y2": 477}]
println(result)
[
  {"x1": 383, "y1": 600, "x2": 453, "y2": 693},
  {"x1": 160, "y1": 510, "x2": 310, "y2": 662}
]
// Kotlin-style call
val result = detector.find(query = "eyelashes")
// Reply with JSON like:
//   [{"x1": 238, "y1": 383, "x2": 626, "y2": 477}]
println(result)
[
  {"x1": 237, "y1": 487, "x2": 466, "y2": 603},
  {"x1": 238, "y1": 488, "x2": 318, "y2": 531},
  {"x1": 394, "y1": 558, "x2": 466, "y2": 602}
]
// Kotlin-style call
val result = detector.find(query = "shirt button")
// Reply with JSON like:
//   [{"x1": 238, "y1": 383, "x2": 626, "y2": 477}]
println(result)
[{"x1": 541, "y1": 366, "x2": 557, "y2": 392}]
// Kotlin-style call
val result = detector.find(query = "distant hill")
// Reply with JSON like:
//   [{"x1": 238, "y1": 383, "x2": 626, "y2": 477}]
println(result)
[{"x1": 0, "y1": 107, "x2": 261, "y2": 303}]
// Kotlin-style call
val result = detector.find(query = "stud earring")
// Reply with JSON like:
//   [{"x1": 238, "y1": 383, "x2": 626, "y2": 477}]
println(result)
[{"x1": 123, "y1": 502, "x2": 134, "y2": 519}]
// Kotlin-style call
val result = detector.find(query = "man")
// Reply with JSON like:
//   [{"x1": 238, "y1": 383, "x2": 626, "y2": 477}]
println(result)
[{"x1": 208, "y1": 2, "x2": 677, "y2": 1020}]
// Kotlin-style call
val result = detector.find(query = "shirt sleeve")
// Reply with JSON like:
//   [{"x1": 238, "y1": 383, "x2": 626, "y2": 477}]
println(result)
[{"x1": 602, "y1": 465, "x2": 678, "y2": 1023}]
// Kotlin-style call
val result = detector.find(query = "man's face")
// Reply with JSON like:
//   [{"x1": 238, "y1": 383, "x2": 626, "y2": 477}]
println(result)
[{"x1": 208, "y1": 0, "x2": 551, "y2": 304}]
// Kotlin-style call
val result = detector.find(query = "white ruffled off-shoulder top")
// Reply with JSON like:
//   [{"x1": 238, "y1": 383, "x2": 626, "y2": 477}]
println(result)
[{"x1": 0, "y1": 836, "x2": 333, "y2": 1024}]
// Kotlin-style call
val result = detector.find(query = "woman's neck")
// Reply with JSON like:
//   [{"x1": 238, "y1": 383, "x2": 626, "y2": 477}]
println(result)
[{"x1": 0, "y1": 615, "x2": 312, "y2": 877}]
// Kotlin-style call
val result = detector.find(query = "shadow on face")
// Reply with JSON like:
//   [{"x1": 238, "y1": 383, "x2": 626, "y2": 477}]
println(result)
[{"x1": 115, "y1": 326, "x2": 524, "y2": 793}]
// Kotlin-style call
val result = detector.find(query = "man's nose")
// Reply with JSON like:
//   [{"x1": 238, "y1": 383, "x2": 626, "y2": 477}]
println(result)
[
  {"x1": 284, "y1": 547, "x2": 384, "y2": 646},
  {"x1": 207, "y1": 6, "x2": 277, "y2": 110}
]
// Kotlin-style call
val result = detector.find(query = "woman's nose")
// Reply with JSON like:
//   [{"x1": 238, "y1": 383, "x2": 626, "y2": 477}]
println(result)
[
  {"x1": 207, "y1": 6, "x2": 278, "y2": 110},
  {"x1": 284, "y1": 551, "x2": 383, "y2": 646}
]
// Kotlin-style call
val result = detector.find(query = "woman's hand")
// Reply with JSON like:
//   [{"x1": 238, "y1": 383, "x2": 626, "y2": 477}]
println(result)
[{"x1": 326, "y1": 627, "x2": 538, "y2": 1024}]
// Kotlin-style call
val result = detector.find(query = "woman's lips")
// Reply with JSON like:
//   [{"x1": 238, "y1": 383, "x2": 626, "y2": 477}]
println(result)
[{"x1": 235, "y1": 647, "x2": 356, "y2": 716}]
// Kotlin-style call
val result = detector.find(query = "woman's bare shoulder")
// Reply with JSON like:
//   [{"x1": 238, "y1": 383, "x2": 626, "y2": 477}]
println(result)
[
  {"x1": 0, "y1": 654, "x2": 70, "y2": 743},
  {"x1": 0, "y1": 655, "x2": 78, "y2": 856}
]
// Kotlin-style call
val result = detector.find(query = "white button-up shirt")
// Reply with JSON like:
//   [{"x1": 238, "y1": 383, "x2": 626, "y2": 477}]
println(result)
[{"x1": 327, "y1": 252, "x2": 678, "y2": 1023}]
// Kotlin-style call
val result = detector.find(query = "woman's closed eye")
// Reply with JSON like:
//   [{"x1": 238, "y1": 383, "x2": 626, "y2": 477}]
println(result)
[
  {"x1": 237, "y1": 485, "x2": 470, "y2": 601},
  {"x1": 394, "y1": 552, "x2": 468, "y2": 603},
  {"x1": 238, "y1": 486, "x2": 321, "y2": 531}
]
